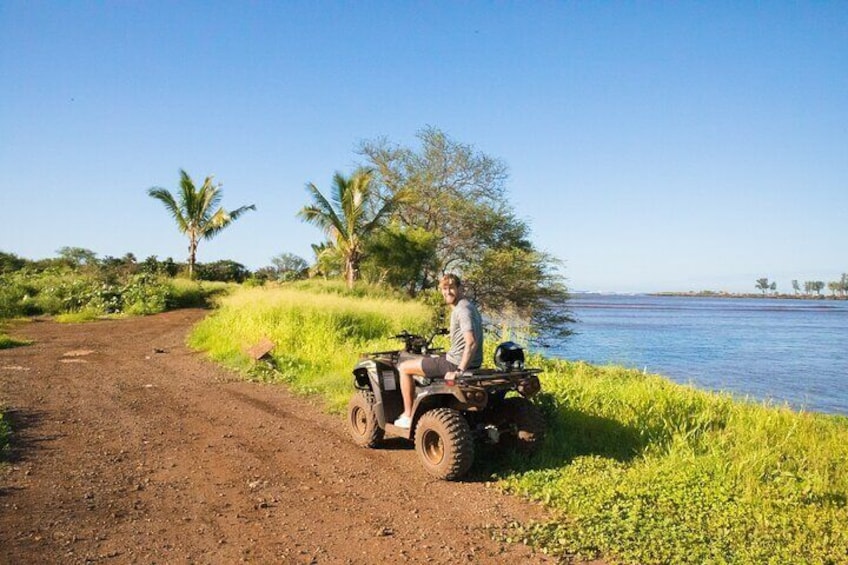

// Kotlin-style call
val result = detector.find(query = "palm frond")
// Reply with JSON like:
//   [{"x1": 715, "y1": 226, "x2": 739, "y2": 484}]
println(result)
[
  {"x1": 228, "y1": 204, "x2": 256, "y2": 222},
  {"x1": 298, "y1": 183, "x2": 347, "y2": 239},
  {"x1": 147, "y1": 187, "x2": 189, "y2": 232}
]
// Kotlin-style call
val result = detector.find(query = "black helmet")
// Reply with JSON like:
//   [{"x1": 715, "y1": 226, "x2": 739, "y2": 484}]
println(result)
[{"x1": 494, "y1": 341, "x2": 525, "y2": 371}]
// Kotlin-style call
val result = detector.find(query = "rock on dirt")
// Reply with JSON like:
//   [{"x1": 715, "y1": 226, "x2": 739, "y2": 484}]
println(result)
[{"x1": 0, "y1": 309, "x2": 565, "y2": 564}]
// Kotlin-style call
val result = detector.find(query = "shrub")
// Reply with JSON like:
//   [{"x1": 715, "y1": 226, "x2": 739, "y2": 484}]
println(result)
[
  {"x1": 0, "y1": 267, "x2": 229, "y2": 320},
  {"x1": 195, "y1": 260, "x2": 250, "y2": 283},
  {"x1": 0, "y1": 275, "x2": 29, "y2": 318},
  {"x1": 121, "y1": 273, "x2": 169, "y2": 315}
]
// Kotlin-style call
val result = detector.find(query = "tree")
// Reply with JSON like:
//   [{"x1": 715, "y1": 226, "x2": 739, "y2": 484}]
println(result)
[
  {"x1": 360, "y1": 224, "x2": 438, "y2": 294},
  {"x1": 359, "y1": 126, "x2": 511, "y2": 285},
  {"x1": 195, "y1": 259, "x2": 250, "y2": 283},
  {"x1": 755, "y1": 278, "x2": 770, "y2": 296},
  {"x1": 0, "y1": 251, "x2": 27, "y2": 273},
  {"x1": 270, "y1": 252, "x2": 309, "y2": 281},
  {"x1": 308, "y1": 242, "x2": 342, "y2": 279},
  {"x1": 462, "y1": 247, "x2": 574, "y2": 340},
  {"x1": 148, "y1": 170, "x2": 256, "y2": 279},
  {"x1": 359, "y1": 127, "x2": 573, "y2": 343},
  {"x1": 805, "y1": 280, "x2": 825, "y2": 296},
  {"x1": 57, "y1": 246, "x2": 98, "y2": 268},
  {"x1": 827, "y1": 281, "x2": 840, "y2": 297},
  {"x1": 792, "y1": 280, "x2": 800, "y2": 295},
  {"x1": 100, "y1": 253, "x2": 139, "y2": 280},
  {"x1": 297, "y1": 169, "x2": 393, "y2": 288}
]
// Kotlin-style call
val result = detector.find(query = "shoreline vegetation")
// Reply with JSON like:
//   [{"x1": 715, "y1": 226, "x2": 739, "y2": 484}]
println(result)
[
  {"x1": 651, "y1": 274, "x2": 848, "y2": 300},
  {"x1": 186, "y1": 282, "x2": 848, "y2": 565},
  {"x1": 652, "y1": 290, "x2": 848, "y2": 300}
]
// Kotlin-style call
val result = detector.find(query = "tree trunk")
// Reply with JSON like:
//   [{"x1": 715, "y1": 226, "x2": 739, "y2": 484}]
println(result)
[{"x1": 188, "y1": 237, "x2": 198, "y2": 280}]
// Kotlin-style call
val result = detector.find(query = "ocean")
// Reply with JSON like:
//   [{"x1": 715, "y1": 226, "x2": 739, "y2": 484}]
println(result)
[{"x1": 548, "y1": 294, "x2": 848, "y2": 415}]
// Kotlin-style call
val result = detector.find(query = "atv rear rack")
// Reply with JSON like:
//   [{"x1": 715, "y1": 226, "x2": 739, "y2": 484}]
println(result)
[{"x1": 452, "y1": 368, "x2": 542, "y2": 397}]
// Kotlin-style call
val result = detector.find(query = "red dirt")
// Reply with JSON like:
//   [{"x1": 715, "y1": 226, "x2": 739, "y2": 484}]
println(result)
[{"x1": 0, "y1": 310, "x2": 574, "y2": 564}]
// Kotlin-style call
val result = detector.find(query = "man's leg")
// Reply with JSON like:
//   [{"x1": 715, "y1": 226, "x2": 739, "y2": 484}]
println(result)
[{"x1": 397, "y1": 358, "x2": 425, "y2": 419}]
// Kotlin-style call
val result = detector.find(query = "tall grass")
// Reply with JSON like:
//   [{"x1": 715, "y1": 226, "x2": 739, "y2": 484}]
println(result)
[
  {"x1": 189, "y1": 284, "x2": 848, "y2": 564},
  {"x1": 188, "y1": 281, "x2": 431, "y2": 411}
]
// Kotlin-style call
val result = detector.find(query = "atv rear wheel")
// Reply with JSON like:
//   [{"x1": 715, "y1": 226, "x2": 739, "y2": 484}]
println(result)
[
  {"x1": 347, "y1": 390, "x2": 384, "y2": 448},
  {"x1": 497, "y1": 397, "x2": 546, "y2": 455},
  {"x1": 414, "y1": 408, "x2": 474, "y2": 480}
]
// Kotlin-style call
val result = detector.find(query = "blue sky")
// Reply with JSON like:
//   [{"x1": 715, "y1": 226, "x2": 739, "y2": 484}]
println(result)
[{"x1": 1, "y1": 2, "x2": 845, "y2": 293}]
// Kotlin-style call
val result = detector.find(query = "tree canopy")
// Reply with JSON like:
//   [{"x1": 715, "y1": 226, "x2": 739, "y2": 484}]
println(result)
[
  {"x1": 297, "y1": 169, "x2": 394, "y2": 288},
  {"x1": 356, "y1": 127, "x2": 573, "y2": 342}
]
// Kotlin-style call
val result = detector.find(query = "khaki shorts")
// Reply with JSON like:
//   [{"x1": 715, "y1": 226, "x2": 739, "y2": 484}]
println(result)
[{"x1": 421, "y1": 354, "x2": 458, "y2": 378}]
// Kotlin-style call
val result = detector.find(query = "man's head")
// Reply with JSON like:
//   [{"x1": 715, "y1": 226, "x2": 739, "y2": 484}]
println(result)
[{"x1": 439, "y1": 273, "x2": 464, "y2": 306}]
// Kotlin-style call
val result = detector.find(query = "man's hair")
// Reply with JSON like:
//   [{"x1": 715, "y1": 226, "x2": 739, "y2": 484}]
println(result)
[{"x1": 439, "y1": 273, "x2": 462, "y2": 288}]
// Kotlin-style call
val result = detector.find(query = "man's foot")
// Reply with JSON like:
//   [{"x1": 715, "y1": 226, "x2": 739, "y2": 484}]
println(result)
[{"x1": 393, "y1": 414, "x2": 411, "y2": 428}]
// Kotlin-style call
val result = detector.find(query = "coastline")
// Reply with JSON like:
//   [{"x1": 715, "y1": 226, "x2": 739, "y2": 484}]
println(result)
[{"x1": 650, "y1": 290, "x2": 847, "y2": 300}]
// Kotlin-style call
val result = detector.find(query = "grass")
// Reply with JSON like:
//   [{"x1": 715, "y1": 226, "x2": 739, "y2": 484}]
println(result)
[
  {"x1": 1, "y1": 332, "x2": 29, "y2": 349},
  {"x1": 186, "y1": 283, "x2": 848, "y2": 563},
  {"x1": 0, "y1": 412, "x2": 9, "y2": 457},
  {"x1": 0, "y1": 325, "x2": 22, "y2": 457},
  {"x1": 166, "y1": 278, "x2": 233, "y2": 309},
  {"x1": 501, "y1": 358, "x2": 848, "y2": 563},
  {"x1": 0, "y1": 321, "x2": 30, "y2": 349},
  {"x1": 188, "y1": 280, "x2": 431, "y2": 412}
]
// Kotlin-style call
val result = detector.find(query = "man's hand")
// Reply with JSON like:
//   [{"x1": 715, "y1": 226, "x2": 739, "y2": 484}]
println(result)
[{"x1": 444, "y1": 370, "x2": 458, "y2": 383}]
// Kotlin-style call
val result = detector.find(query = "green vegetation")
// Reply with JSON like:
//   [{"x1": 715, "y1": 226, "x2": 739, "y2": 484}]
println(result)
[
  {"x1": 755, "y1": 274, "x2": 847, "y2": 299},
  {"x1": 190, "y1": 284, "x2": 848, "y2": 564},
  {"x1": 301, "y1": 126, "x2": 574, "y2": 343},
  {"x1": 148, "y1": 169, "x2": 256, "y2": 279},
  {"x1": 188, "y1": 281, "x2": 430, "y2": 411},
  {"x1": 0, "y1": 330, "x2": 29, "y2": 349},
  {"x1": 0, "y1": 252, "x2": 232, "y2": 322},
  {"x1": 0, "y1": 411, "x2": 9, "y2": 456},
  {"x1": 298, "y1": 169, "x2": 395, "y2": 288},
  {"x1": 503, "y1": 358, "x2": 848, "y2": 564}
]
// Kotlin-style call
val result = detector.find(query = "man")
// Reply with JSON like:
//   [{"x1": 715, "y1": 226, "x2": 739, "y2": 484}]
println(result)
[{"x1": 393, "y1": 274, "x2": 483, "y2": 429}]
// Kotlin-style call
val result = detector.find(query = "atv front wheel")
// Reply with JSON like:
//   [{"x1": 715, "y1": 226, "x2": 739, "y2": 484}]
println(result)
[
  {"x1": 414, "y1": 408, "x2": 474, "y2": 480},
  {"x1": 347, "y1": 390, "x2": 384, "y2": 448},
  {"x1": 497, "y1": 397, "x2": 546, "y2": 455}
]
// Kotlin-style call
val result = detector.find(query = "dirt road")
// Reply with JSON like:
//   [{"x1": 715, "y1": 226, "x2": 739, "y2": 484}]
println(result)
[{"x1": 0, "y1": 310, "x2": 558, "y2": 564}]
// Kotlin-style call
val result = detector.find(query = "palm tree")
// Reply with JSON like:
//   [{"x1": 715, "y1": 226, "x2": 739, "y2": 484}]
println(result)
[
  {"x1": 298, "y1": 169, "x2": 392, "y2": 288},
  {"x1": 148, "y1": 170, "x2": 256, "y2": 279}
]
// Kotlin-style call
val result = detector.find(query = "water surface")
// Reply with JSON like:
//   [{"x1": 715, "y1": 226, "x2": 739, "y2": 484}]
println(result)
[{"x1": 548, "y1": 294, "x2": 848, "y2": 415}]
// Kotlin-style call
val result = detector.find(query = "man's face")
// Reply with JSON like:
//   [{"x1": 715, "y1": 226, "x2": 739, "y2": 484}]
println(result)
[{"x1": 440, "y1": 282, "x2": 460, "y2": 305}]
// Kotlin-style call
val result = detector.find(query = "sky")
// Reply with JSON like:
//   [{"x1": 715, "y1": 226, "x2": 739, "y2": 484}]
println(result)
[{"x1": 1, "y1": 2, "x2": 846, "y2": 293}]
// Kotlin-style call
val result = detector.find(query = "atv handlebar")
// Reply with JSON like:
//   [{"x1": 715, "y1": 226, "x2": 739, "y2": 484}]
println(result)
[{"x1": 392, "y1": 328, "x2": 448, "y2": 354}]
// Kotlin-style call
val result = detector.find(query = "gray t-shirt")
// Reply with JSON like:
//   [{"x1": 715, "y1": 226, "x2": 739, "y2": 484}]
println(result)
[{"x1": 447, "y1": 298, "x2": 484, "y2": 369}]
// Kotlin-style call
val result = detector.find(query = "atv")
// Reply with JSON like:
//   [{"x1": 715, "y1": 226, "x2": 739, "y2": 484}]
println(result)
[{"x1": 346, "y1": 329, "x2": 546, "y2": 480}]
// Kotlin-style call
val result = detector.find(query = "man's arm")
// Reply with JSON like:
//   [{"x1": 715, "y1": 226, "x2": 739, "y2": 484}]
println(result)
[{"x1": 446, "y1": 329, "x2": 477, "y2": 380}]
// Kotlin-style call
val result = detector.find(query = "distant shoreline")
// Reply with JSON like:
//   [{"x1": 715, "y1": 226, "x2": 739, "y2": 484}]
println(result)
[{"x1": 649, "y1": 290, "x2": 847, "y2": 301}]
